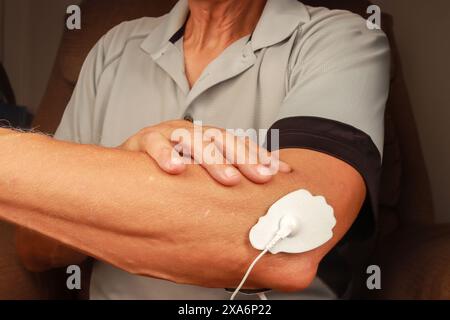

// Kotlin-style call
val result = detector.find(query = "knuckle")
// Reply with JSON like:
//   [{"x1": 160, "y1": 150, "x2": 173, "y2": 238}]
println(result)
[
  {"x1": 141, "y1": 131, "x2": 161, "y2": 146},
  {"x1": 143, "y1": 130, "x2": 159, "y2": 140}
]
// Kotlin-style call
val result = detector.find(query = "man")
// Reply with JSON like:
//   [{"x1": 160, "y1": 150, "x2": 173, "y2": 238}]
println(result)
[{"x1": 2, "y1": 0, "x2": 390, "y2": 299}]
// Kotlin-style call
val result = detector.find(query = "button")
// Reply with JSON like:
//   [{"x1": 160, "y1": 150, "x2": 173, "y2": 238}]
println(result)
[{"x1": 183, "y1": 114, "x2": 194, "y2": 123}]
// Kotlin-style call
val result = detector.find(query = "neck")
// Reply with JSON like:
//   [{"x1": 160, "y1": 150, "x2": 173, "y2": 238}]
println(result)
[{"x1": 185, "y1": 0, "x2": 267, "y2": 50}]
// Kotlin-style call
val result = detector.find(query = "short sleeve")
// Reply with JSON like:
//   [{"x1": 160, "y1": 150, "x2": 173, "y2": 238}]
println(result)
[
  {"x1": 267, "y1": 11, "x2": 391, "y2": 240},
  {"x1": 53, "y1": 38, "x2": 106, "y2": 144}
]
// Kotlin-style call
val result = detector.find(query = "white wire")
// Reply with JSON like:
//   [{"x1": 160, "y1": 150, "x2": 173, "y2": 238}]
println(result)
[
  {"x1": 230, "y1": 233, "x2": 283, "y2": 301},
  {"x1": 230, "y1": 248, "x2": 269, "y2": 300}
]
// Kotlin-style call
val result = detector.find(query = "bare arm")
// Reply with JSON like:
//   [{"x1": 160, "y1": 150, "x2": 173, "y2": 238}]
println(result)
[
  {"x1": 14, "y1": 120, "x2": 292, "y2": 272},
  {"x1": 0, "y1": 128, "x2": 365, "y2": 291}
]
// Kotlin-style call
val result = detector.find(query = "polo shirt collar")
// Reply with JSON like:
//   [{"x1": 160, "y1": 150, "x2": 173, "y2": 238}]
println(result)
[
  {"x1": 251, "y1": 0, "x2": 310, "y2": 51},
  {"x1": 141, "y1": 0, "x2": 310, "y2": 55},
  {"x1": 140, "y1": 0, "x2": 189, "y2": 55}
]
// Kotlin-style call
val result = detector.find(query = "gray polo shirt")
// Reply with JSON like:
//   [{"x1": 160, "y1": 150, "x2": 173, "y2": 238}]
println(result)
[{"x1": 55, "y1": 0, "x2": 390, "y2": 299}]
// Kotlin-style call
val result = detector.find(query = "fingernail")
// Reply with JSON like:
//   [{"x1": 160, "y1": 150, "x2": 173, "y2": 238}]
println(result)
[
  {"x1": 170, "y1": 155, "x2": 184, "y2": 166},
  {"x1": 166, "y1": 155, "x2": 184, "y2": 171},
  {"x1": 257, "y1": 165, "x2": 274, "y2": 177},
  {"x1": 224, "y1": 167, "x2": 240, "y2": 179}
]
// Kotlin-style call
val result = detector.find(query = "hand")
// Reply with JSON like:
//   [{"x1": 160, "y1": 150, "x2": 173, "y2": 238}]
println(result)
[{"x1": 119, "y1": 120, "x2": 291, "y2": 186}]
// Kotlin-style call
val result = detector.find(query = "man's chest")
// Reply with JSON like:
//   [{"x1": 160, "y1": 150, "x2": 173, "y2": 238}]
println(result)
[{"x1": 94, "y1": 42, "x2": 292, "y2": 147}]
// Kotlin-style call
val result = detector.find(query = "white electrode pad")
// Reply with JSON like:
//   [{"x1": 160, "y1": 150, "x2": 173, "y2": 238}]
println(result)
[{"x1": 249, "y1": 189, "x2": 336, "y2": 254}]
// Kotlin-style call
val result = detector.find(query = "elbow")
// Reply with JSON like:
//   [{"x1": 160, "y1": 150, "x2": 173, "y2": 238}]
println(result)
[
  {"x1": 15, "y1": 229, "x2": 38, "y2": 272},
  {"x1": 15, "y1": 228, "x2": 86, "y2": 273},
  {"x1": 255, "y1": 258, "x2": 319, "y2": 293},
  {"x1": 274, "y1": 267, "x2": 318, "y2": 293},
  {"x1": 17, "y1": 255, "x2": 51, "y2": 273},
  {"x1": 15, "y1": 229, "x2": 51, "y2": 272},
  {"x1": 15, "y1": 239, "x2": 51, "y2": 273}
]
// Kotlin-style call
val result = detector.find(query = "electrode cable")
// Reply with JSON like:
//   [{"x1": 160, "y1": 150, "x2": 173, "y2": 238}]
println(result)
[{"x1": 230, "y1": 215, "x2": 299, "y2": 300}]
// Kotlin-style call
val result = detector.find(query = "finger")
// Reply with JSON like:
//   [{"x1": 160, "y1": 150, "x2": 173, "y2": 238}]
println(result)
[
  {"x1": 192, "y1": 134, "x2": 242, "y2": 186},
  {"x1": 206, "y1": 129, "x2": 292, "y2": 182},
  {"x1": 174, "y1": 131, "x2": 241, "y2": 186},
  {"x1": 251, "y1": 139, "x2": 291, "y2": 175},
  {"x1": 239, "y1": 143, "x2": 273, "y2": 183},
  {"x1": 141, "y1": 131, "x2": 186, "y2": 174},
  {"x1": 217, "y1": 133, "x2": 274, "y2": 184},
  {"x1": 258, "y1": 149, "x2": 292, "y2": 174}
]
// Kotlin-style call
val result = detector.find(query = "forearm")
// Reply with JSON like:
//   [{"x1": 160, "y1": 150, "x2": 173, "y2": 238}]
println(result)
[
  {"x1": 1, "y1": 129, "x2": 266, "y2": 287},
  {"x1": 1, "y1": 129, "x2": 264, "y2": 287},
  {"x1": 0, "y1": 128, "x2": 365, "y2": 290}
]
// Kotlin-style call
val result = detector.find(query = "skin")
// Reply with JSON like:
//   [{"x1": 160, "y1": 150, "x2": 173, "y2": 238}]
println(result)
[
  {"x1": 3, "y1": 127, "x2": 365, "y2": 291},
  {"x1": 16, "y1": 120, "x2": 291, "y2": 271},
  {"x1": 8, "y1": 0, "x2": 367, "y2": 292},
  {"x1": 183, "y1": 0, "x2": 267, "y2": 87}
]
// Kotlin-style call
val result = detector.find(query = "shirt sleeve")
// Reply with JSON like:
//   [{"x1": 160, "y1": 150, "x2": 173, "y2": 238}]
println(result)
[
  {"x1": 267, "y1": 11, "x2": 391, "y2": 240},
  {"x1": 53, "y1": 38, "x2": 106, "y2": 144}
]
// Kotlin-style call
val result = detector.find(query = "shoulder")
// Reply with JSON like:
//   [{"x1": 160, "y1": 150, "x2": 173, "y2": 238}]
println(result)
[
  {"x1": 302, "y1": 5, "x2": 387, "y2": 39},
  {"x1": 289, "y1": 5, "x2": 390, "y2": 70}
]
